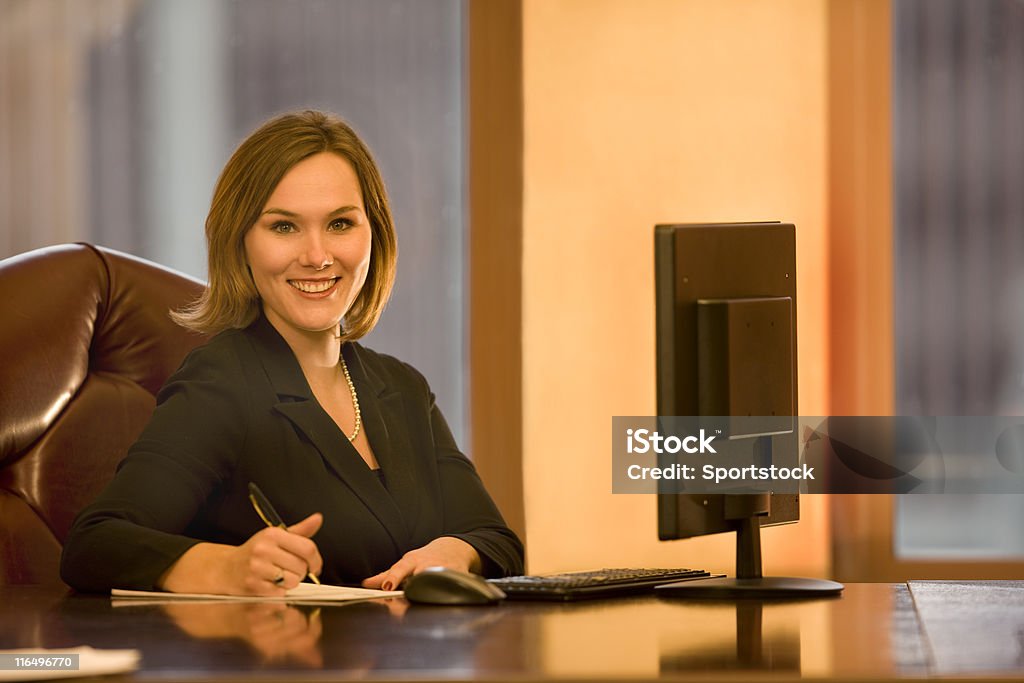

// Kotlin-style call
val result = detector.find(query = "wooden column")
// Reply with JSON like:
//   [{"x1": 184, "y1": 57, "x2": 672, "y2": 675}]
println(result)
[{"x1": 468, "y1": 0, "x2": 526, "y2": 542}]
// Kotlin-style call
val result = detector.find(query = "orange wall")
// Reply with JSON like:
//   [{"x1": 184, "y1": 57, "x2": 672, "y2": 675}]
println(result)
[
  {"x1": 519, "y1": 0, "x2": 831, "y2": 577},
  {"x1": 828, "y1": 0, "x2": 893, "y2": 418}
]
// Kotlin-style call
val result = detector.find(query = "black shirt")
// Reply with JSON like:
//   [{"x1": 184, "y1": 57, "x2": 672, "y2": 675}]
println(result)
[{"x1": 60, "y1": 314, "x2": 524, "y2": 592}]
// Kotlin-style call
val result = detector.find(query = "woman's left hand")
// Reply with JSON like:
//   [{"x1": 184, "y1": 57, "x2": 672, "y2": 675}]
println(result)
[{"x1": 361, "y1": 537, "x2": 482, "y2": 591}]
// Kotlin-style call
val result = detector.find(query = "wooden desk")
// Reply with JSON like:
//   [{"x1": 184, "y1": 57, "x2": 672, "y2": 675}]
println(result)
[{"x1": 1, "y1": 582, "x2": 1021, "y2": 681}]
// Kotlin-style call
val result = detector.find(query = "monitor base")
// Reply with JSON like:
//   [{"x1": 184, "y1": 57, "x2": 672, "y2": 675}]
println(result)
[{"x1": 655, "y1": 576, "x2": 844, "y2": 600}]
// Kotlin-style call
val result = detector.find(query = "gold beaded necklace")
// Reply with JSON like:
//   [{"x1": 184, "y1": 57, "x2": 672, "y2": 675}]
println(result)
[{"x1": 339, "y1": 350, "x2": 361, "y2": 442}]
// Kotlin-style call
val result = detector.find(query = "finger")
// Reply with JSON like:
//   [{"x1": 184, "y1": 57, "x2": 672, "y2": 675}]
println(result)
[
  {"x1": 361, "y1": 571, "x2": 386, "y2": 589},
  {"x1": 243, "y1": 571, "x2": 288, "y2": 598},
  {"x1": 257, "y1": 527, "x2": 323, "y2": 577},
  {"x1": 274, "y1": 568, "x2": 302, "y2": 590},
  {"x1": 262, "y1": 546, "x2": 317, "y2": 582},
  {"x1": 250, "y1": 565, "x2": 290, "y2": 589},
  {"x1": 361, "y1": 565, "x2": 411, "y2": 590},
  {"x1": 247, "y1": 532, "x2": 313, "y2": 578},
  {"x1": 260, "y1": 568, "x2": 292, "y2": 594},
  {"x1": 284, "y1": 514, "x2": 325, "y2": 577},
  {"x1": 287, "y1": 512, "x2": 323, "y2": 538},
  {"x1": 377, "y1": 556, "x2": 418, "y2": 592},
  {"x1": 245, "y1": 556, "x2": 296, "y2": 595},
  {"x1": 247, "y1": 556, "x2": 280, "y2": 583}
]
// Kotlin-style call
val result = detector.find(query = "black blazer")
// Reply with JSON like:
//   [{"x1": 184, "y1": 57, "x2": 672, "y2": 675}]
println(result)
[{"x1": 60, "y1": 314, "x2": 523, "y2": 592}]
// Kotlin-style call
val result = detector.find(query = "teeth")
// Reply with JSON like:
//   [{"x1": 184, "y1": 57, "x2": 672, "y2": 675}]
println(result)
[{"x1": 289, "y1": 278, "x2": 337, "y2": 293}]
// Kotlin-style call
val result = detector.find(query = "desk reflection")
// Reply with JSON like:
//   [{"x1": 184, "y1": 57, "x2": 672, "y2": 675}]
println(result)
[
  {"x1": 520, "y1": 595, "x2": 807, "y2": 678},
  {"x1": 0, "y1": 584, "x2": 945, "y2": 680},
  {"x1": 659, "y1": 600, "x2": 800, "y2": 672},
  {"x1": 43, "y1": 593, "x2": 518, "y2": 675},
  {"x1": 157, "y1": 602, "x2": 326, "y2": 668},
  {"x1": 155, "y1": 597, "x2": 510, "y2": 668}
]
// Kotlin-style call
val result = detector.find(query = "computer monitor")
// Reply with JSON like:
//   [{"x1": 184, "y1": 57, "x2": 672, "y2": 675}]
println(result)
[{"x1": 654, "y1": 222, "x2": 842, "y2": 598}]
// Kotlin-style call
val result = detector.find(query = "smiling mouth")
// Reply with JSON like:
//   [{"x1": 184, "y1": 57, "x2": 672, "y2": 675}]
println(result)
[{"x1": 288, "y1": 277, "x2": 339, "y2": 294}]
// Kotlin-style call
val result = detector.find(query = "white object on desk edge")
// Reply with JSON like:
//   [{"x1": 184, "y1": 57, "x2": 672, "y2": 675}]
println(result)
[{"x1": 0, "y1": 647, "x2": 139, "y2": 681}]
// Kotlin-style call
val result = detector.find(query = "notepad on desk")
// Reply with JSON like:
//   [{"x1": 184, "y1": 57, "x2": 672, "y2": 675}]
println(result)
[{"x1": 112, "y1": 582, "x2": 402, "y2": 603}]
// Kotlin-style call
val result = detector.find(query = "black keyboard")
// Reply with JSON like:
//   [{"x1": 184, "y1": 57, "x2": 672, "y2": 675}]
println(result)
[{"x1": 489, "y1": 567, "x2": 711, "y2": 601}]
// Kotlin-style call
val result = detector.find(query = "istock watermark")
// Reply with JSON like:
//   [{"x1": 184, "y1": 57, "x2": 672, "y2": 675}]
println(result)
[{"x1": 612, "y1": 416, "x2": 1024, "y2": 495}]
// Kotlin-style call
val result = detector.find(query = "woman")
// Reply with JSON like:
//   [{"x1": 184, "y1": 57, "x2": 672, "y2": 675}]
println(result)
[{"x1": 60, "y1": 111, "x2": 524, "y2": 595}]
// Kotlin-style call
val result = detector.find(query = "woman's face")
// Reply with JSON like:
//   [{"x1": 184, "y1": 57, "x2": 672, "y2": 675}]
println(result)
[{"x1": 244, "y1": 152, "x2": 372, "y2": 339}]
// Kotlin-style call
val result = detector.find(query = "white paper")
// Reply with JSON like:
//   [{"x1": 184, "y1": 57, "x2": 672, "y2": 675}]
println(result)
[
  {"x1": 0, "y1": 647, "x2": 139, "y2": 681},
  {"x1": 111, "y1": 582, "x2": 402, "y2": 603}
]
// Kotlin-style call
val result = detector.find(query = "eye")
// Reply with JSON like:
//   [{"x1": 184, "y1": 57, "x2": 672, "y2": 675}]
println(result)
[
  {"x1": 270, "y1": 221, "x2": 296, "y2": 234},
  {"x1": 329, "y1": 218, "x2": 355, "y2": 231}
]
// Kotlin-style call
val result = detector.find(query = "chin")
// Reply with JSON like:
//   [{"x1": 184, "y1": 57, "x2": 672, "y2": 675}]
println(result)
[
  {"x1": 299, "y1": 319, "x2": 345, "y2": 334},
  {"x1": 279, "y1": 310, "x2": 345, "y2": 335}
]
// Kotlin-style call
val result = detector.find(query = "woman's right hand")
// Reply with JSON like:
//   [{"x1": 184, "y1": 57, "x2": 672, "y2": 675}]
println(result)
[{"x1": 159, "y1": 513, "x2": 324, "y2": 596}]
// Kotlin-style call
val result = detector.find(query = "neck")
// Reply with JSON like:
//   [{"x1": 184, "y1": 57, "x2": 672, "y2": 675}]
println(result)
[{"x1": 263, "y1": 310, "x2": 342, "y2": 373}]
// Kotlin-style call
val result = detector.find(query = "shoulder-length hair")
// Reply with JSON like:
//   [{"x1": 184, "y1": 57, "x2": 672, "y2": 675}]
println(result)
[{"x1": 172, "y1": 110, "x2": 397, "y2": 341}]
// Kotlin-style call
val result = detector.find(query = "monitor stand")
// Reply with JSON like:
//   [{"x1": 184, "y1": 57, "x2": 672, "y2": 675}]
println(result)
[{"x1": 656, "y1": 511, "x2": 844, "y2": 599}]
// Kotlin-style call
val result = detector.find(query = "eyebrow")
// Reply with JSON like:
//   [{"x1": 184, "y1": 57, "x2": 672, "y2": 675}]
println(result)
[{"x1": 261, "y1": 205, "x2": 361, "y2": 218}]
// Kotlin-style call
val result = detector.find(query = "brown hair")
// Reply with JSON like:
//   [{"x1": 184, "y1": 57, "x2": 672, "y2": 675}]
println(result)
[{"x1": 172, "y1": 110, "x2": 397, "y2": 341}]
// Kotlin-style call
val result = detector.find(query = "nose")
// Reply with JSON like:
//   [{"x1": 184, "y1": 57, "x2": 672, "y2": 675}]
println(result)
[{"x1": 297, "y1": 231, "x2": 333, "y2": 270}]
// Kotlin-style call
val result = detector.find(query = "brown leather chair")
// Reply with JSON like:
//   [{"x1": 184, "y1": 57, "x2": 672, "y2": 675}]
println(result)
[{"x1": 0, "y1": 244, "x2": 207, "y2": 586}]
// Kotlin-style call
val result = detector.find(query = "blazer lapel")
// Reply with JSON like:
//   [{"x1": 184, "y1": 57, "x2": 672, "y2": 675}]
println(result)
[
  {"x1": 343, "y1": 345, "x2": 423, "y2": 529},
  {"x1": 246, "y1": 315, "x2": 410, "y2": 549}
]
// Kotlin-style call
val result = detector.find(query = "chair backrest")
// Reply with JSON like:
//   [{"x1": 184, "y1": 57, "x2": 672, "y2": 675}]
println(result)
[{"x1": 0, "y1": 244, "x2": 208, "y2": 585}]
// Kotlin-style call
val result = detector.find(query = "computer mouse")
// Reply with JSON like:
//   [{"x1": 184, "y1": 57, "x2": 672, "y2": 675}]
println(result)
[{"x1": 402, "y1": 567, "x2": 506, "y2": 606}]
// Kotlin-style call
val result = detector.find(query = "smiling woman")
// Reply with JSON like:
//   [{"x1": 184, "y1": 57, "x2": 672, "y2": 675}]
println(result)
[
  {"x1": 170, "y1": 111, "x2": 396, "y2": 343},
  {"x1": 59, "y1": 111, "x2": 524, "y2": 596},
  {"x1": 245, "y1": 154, "x2": 372, "y2": 344}
]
